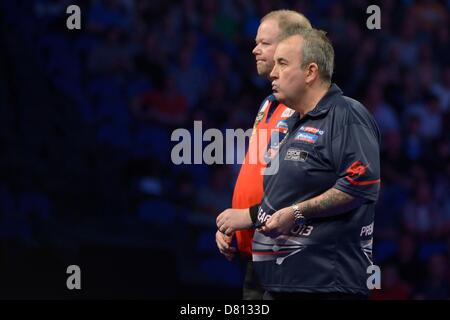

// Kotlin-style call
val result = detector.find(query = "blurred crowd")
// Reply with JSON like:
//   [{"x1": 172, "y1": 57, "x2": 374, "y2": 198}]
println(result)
[{"x1": 0, "y1": 0, "x2": 449, "y2": 299}]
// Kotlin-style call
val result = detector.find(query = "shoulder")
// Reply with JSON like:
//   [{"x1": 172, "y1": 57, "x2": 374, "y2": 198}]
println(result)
[
  {"x1": 335, "y1": 96, "x2": 379, "y2": 127},
  {"x1": 330, "y1": 95, "x2": 381, "y2": 141},
  {"x1": 257, "y1": 94, "x2": 277, "y2": 113}
]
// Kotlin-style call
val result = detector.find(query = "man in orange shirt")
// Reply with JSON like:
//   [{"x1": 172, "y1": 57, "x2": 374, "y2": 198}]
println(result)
[{"x1": 215, "y1": 10, "x2": 311, "y2": 300}]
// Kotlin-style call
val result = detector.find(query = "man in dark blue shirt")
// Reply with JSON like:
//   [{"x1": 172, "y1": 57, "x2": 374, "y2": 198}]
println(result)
[{"x1": 217, "y1": 26, "x2": 381, "y2": 299}]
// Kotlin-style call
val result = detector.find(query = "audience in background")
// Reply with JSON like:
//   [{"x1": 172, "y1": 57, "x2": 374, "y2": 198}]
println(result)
[{"x1": 1, "y1": 0, "x2": 448, "y2": 298}]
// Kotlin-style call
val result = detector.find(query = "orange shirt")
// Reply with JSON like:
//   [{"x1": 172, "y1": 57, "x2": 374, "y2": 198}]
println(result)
[{"x1": 232, "y1": 97, "x2": 294, "y2": 256}]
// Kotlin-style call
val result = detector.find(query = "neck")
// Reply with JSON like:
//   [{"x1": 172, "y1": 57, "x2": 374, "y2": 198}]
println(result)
[{"x1": 292, "y1": 82, "x2": 330, "y2": 117}]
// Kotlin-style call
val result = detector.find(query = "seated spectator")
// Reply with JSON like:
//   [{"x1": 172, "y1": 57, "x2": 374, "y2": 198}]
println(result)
[
  {"x1": 370, "y1": 264, "x2": 411, "y2": 300},
  {"x1": 431, "y1": 67, "x2": 450, "y2": 112},
  {"x1": 197, "y1": 166, "x2": 231, "y2": 216},
  {"x1": 384, "y1": 234, "x2": 426, "y2": 288},
  {"x1": 130, "y1": 74, "x2": 188, "y2": 127},
  {"x1": 380, "y1": 131, "x2": 411, "y2": 188},
  {"x1": 403, "y1": 114, "x2": 425, "y2": 161},
  {"x1": 133, "y1": 30, "x2": 167, "y2": 86},
  {"x1": 418, "y1": 92, "x2": 443, "y2": 140},
  {"x1": 364, "y1": 85, "x2": 400, "y2": 135},
  {"x1": 88, "y1": 27, "x2": 132, "y2": 76},
  {"x1": 402, "y1": 180, "x2": 441, "y2": 239},
  {"x1": 87, "y1": 0, "x2": 132, "y2": 33},
  {"x1": 416, "y1": 254, "x2": 449, "y2": 299},
  {"x1": 411, "y1": 0, "x2": 448, "y2": 34},
  {"x1": 170, "y1": 171, "x2": 197, "y2": 211}
]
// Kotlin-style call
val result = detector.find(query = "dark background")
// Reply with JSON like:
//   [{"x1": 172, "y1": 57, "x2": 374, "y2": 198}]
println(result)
[{"x1": 0, "y1": 0, "x2": 449, "y2": 299}]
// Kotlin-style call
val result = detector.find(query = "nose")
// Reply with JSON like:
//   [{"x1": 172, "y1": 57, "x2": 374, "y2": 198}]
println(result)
[
  {"x1": 269, "y1": 64, "x2": 278, "y2": 80},
  {"x1": 252, "y1": 44, "x2": 260, "y2": 56}
]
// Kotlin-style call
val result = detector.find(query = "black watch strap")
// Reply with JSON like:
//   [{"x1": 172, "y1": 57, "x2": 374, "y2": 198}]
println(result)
[{"x1": 249, "y1": 204, "x2": 259, "y2": 225}]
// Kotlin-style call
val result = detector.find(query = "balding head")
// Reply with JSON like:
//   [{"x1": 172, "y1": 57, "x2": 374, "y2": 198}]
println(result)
[
  {"x1": 261, "y1": 10, "x2": 312, "y2": 31},
  {"x1": 253, "y1": 10, "x2": 312, "y2": 77}
]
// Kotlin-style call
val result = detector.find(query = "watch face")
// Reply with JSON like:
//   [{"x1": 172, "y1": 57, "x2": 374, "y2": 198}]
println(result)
[{"x1": 294, "y1": 215, "x2": 305, "y2": 226}]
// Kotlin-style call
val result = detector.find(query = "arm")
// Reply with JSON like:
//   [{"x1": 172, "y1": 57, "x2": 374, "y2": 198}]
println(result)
[
  {"x1": 295, "y1": 187, "x2": 364, "y2": 219},
  {"x1": 263, "y1": 118, "x2": 380, "y2": 237},
  {"x1": 260, "y1": 187, "x2": 363, "y2": 237}
]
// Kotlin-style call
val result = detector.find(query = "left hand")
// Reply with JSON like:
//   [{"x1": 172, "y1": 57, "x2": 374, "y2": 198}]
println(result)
[
  {"x1": 259, "y1": 206, "x2": 295, "y2": 238},
  {"x1": 216, "y1": 208, "x2": 252, "y2": 236}
]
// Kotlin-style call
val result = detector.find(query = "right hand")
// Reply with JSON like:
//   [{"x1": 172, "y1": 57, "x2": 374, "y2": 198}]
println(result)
[{"x1": 215, "y1": 230, "x2": 237, "y2": 261}]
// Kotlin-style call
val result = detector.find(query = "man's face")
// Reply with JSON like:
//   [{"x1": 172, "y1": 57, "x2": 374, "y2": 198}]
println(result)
[
  {"x1": 252, "y1": 19, "x2": 281, "y2": 77},
  {"x1": 270, "y1": 35, "x2": 306, "y2": 106}
]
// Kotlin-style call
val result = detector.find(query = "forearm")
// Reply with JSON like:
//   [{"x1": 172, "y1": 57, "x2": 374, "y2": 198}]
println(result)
[{"x1": 295, "y1": 187, "x2": 363, "y2": 220}]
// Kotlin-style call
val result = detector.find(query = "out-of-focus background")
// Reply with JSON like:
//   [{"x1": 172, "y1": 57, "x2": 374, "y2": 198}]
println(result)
[{"x1": 0, "y1": 0, "x2": 448, "y2": 299}]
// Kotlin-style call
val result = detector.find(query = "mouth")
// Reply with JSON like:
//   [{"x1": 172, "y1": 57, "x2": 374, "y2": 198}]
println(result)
[{"x1": 272, "y1": 83, "x2": 278, "y2": 92}]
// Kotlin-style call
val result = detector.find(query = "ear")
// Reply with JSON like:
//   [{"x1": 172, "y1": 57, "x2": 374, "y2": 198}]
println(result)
[{"x1": 305, "y1": 63, "x2": 319, "y2": 85}]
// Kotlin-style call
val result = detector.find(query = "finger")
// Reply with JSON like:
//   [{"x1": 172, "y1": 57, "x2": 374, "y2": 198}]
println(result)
[
  {"x1": 218, "y1": 244, "x2": 235, "y2": 260},
  {"x1": 223, "y1": 234, "x2": 233, "y2": 244},
  {"x1": 264, "y1": 220, "x2": 274, "y2": 231},
  {"x1": 216, "y1": 232, "x2": 230, "y2": 250},
  {"x1": 217, "y1": 217, "x2": 227, "y2": 231},
  {"x1": 260, "y1": 224, "x2": 275, "y2": 237},
  {"x1": 258, "y1": 226, "x2": 267, "y2": 235},
  {"x1": 224, "y1": 226, "x2": 235, "y2": 236},
  {"x1": 217, "y1": 232, "x2": 237, "y2": 253},
  {"x1": 265, "y1": 216, "x2": 274, "y2": 228},
  {"x1": 219, "y1": 244, "x2": 237, "y2": 259},
  {"x1": 219, "y1": 223, "x2": 229, "y2": 235},
  {"x1": 216, "y1": 215, "x2": 223, "y2": 227}
]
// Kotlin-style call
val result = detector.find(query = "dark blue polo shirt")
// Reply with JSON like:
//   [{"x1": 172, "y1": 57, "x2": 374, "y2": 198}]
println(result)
[{"x1": 253, "y1": 84, "x2": 381, "y2": 295}]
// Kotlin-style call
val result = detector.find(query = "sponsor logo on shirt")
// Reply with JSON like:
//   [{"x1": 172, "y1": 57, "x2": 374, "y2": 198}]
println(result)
[
  {"x1": 253, "y1": 111, "x2": 265, "y2": 127},
  {"x1": 300, "y1": 126, "x2": 324, "y2": 135},
  {"x1": 284, "y1": 147, "x2": 308, "y2": 162},
  {"x1": 345, "y1": 161, "x2": 381, "y2": 186},
  {"x1": 294, "y1": 131, "x2": 318, "y2": 144},
  {"x1": 253, "y1": 99, "x2": 271, "y2": 127},
  {"x1": 280, "y1": 108, "x2": 295, "y2": 118},
  {"x1": 275, "y1": 120, "x2": 289, "y2": 133}
]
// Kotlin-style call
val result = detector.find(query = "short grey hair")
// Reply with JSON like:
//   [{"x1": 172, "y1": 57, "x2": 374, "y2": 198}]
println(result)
[{"x1": 279, "y1": 27, "x2": 334, "y2": 83}]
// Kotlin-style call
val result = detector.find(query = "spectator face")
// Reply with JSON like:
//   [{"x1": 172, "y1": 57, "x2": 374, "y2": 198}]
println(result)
[
  {"x1": 252, "y1": 18, "x2": 281, "y2": 77},
  {"x1": 270, "y1": 35, "x2": 307, "y2": 106}
]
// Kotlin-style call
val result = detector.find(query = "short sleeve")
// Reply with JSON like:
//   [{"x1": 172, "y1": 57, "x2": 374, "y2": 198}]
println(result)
[{"x1": 331, "y1": 124, "x2": 381, "y2": 202}]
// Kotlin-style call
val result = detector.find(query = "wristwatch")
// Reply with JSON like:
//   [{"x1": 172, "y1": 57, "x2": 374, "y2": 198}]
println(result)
[{"x1": 291, "y1": 204, "x2": 306, "y2": 226}]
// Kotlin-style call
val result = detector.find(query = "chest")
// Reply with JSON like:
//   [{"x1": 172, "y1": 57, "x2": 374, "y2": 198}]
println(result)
[{"x1": 264, "y1": 119, "x2": 337, "y2": 198}]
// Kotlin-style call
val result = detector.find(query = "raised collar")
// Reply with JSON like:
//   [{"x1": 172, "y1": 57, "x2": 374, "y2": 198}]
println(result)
[{"x1": 306, "y1": 83, "x2": 343, "y2": 118}]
